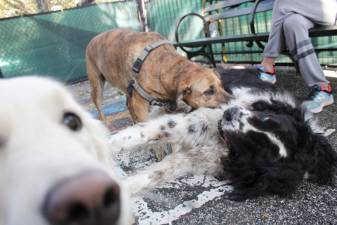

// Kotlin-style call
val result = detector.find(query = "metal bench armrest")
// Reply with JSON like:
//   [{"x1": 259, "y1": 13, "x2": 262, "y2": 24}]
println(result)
[
  {"x1": 249, "y1": 0, "x2": 270, "y2": 49},
  {"x1": 175, "y1": 12, "x2": 209, "y2": 44}
]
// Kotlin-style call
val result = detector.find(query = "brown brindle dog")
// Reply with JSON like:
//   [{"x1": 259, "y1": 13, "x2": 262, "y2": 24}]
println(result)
[{"x1": 86, "y1": 28, "x2": 231, "y2": 122}]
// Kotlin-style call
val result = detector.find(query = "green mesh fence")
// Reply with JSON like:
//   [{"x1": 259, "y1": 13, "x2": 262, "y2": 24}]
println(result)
[
  {"x1": 216, "y1": 3, "x2": 273, "y2": 63},
  {"x1": 0, "y1": 1, "x2": 140, "y2": 82},
  {"x1": 146, "y1": 0, "x2": 203, "y2": 42}
]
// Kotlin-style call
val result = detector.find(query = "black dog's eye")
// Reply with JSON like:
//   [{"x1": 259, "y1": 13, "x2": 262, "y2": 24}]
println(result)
[
  {"x1": 62, "y1": 112, "x2": 82, "y2": 131},
  {"x1": 249, "y1": 114, "x2": 281, "y2": 130},
  {"x1": 204, "y1": 86, "x2": 215, "y2": 95}
]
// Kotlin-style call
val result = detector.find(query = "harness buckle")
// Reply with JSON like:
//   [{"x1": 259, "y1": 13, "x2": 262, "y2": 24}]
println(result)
[
  {"x1": 132, "y1": 58, "x2": 143, "y2": 73},
  {"x1": 144, "y1": 45, "x2": 153, "y2": 52}
]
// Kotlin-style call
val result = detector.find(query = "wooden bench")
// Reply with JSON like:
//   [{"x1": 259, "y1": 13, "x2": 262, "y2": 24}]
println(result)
[{"x1": 174, "y1": 0, "x2": 337, "y2": 67}]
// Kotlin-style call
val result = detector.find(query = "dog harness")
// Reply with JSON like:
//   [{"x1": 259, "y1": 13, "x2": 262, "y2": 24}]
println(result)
[{"x1": 128, "y1": 40, "x2": 177, "y2": 111}]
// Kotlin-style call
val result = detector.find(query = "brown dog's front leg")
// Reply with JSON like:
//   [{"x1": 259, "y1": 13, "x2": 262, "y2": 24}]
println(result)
[{"x1": 127, "y1": 93, "x2": 150, "y2": 123}]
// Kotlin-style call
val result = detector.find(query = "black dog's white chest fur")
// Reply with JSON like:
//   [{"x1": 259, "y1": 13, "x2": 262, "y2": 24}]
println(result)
[{"x1": 110, "y1": 70, "x2": 337, "y2": 200}]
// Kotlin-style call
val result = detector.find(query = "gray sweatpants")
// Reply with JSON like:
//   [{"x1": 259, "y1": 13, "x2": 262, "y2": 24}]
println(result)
[{"x1": 263, "y1": 0, "x2": 337, "y2": 87}]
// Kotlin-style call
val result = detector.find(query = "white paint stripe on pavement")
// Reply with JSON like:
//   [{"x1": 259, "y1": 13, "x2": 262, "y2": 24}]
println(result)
[{"x1": 132, "y1": 176, "x2": 232, "y2": 225}]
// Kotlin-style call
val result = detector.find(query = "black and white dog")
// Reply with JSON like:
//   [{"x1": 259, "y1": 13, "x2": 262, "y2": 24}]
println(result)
[{"x1": 110, "y1": 70, "x2": 337, "y2": 200}]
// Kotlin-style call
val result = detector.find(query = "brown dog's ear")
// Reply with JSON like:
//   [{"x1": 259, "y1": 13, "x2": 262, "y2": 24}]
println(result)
[
  {"x1": 177, "y1": 80, "x2": 192, "y2": 98},
  {"x1": 177, "y1": 86, "x2": 192, "y2": 105},
  {"x1": 182, "y1": 87, "x2": 192, "y2": 96},
  {"x1": 213, "y1": 69, "x2": 221, "y2": 78}
]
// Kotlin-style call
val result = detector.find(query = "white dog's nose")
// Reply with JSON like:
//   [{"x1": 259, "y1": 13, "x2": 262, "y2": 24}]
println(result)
[{"x1": 42, "y1": 171, "x2": 120, "y2": 225}]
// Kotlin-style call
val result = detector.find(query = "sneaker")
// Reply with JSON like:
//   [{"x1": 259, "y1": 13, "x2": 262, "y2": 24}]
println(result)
[
  {"x1": 256, "y1": 65, "x2": 276, "y2": 84},
  {"x1": 302, "y1": 84, "x2": 334, "y2": 113}
]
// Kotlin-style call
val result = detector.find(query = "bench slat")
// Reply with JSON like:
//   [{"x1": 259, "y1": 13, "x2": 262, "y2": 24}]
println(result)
[
  {"x1": 174, "y1": 26, "x2": 337, "y2": 47},
  {"x1": 310, "y1": 25, "x2": 337, "y2": 37},
  {"x1": 204, "y1": 0, "x2": 253, "y2": 13},
  {"x1": 175, "y1": 0, "x2": 337, "y2": 65},
  {"x1": 205, "y1": 0, "x2": 274, "y2": 22},
  {"x1": 174, "y1": 33, "x2": 270, "y2": 47}
]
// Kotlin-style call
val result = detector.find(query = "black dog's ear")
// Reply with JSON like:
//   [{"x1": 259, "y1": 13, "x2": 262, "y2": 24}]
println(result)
[
  {"x1": 306, "y1": 134, "x2": 337, "y2": 185},
  {"x1": 223, "y1": 158, "x2": 304, "y2": 200}
]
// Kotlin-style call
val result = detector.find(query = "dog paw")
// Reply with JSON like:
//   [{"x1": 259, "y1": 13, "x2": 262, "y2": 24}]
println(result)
[
  {"x1": 125, "y1": 174, "x2": 151, "y2": 196},
  {"x1": 109, "y1": 135, "x2": 127, "y2": 153}
]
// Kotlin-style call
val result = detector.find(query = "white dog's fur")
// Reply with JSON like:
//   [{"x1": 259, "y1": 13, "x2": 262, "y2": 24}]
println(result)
[{"x1": 0, "y1": 77, "x2": 129, "y2": 225}]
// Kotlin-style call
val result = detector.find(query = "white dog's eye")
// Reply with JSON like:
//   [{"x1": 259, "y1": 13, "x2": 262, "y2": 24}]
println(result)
[{"x1": 62, "y1": 112, "x2": 82, "y2": 131}]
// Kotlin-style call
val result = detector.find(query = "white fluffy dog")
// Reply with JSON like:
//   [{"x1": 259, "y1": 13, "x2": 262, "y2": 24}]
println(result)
[{"x1": 0, "y1": 77, "x2": 129, "y2": 225}]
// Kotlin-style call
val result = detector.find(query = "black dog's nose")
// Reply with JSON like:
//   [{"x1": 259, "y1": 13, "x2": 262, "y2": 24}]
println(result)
[
  {"x1": 42, "y1": 171, "x2": 120, "y2": 225},
  {"x1": 224, "y1": 107, "x2": 240, "y2": 121}
]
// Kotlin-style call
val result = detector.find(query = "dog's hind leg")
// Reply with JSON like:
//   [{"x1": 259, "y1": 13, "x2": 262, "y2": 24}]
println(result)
[{"x1": 87, "y1": 58, "x2": 106, "y2": 121}]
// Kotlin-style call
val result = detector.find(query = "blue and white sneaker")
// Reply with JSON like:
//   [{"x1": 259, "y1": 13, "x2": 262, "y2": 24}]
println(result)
[
  {"x1": 302, "y1": 84, "x2": 334, "y2": 113},
  {"x1": 256, "y1": 65, "x2": 276, "y2": 84}
]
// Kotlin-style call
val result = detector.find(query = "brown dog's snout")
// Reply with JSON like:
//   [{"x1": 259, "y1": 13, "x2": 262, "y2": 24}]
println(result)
[
  {"x1": 42, "y1": 171, "x2": 120, "y2": 225},
  {"x1": 220, "y1": 89, "x2": 233, "y2": 104}
]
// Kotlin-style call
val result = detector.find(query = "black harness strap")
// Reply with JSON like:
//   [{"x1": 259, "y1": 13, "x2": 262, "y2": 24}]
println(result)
[
  {"x1": 132, "y1": 40, "x2": 173, "y2": 74},
  {"x1": 128, "y1": 80, "x2": 177, "y2": 111},
  {"x1": 128, "y1": 40, "x2": 177, "y2": 111}
]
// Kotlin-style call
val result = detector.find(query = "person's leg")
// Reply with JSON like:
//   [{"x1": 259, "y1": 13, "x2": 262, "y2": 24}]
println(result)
[
  {"x1": 258, "y1": 0, "x2": 293, "y2": 83},
  {"x1": 282, "y1": 14, "x2": 333, "y2": 113},
  {"x1": 283, "y1": 14, "x2": 327, "y2": 86},
  {"x1": 258, "y1": 0, "x2": 337, "y2": 84},
  {"x1": 263, "y1": 0, "x2": 337, "y2": 62},
  {"x1": 260, "y1": 4, "x2": 285, "y2": 73}
]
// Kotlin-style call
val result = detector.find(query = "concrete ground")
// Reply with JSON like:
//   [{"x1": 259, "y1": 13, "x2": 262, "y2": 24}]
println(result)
[{"x1": 69, "y1": 65, "x2": 337, "y2": 225}]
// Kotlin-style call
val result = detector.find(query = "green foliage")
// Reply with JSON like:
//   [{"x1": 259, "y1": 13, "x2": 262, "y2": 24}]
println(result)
[
  {"x1": 0, "y1": 0, "x2": 122, "y2": 19},
  {"x1": 0, "y1": 0, "x2": 38, "y2": 18}
]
